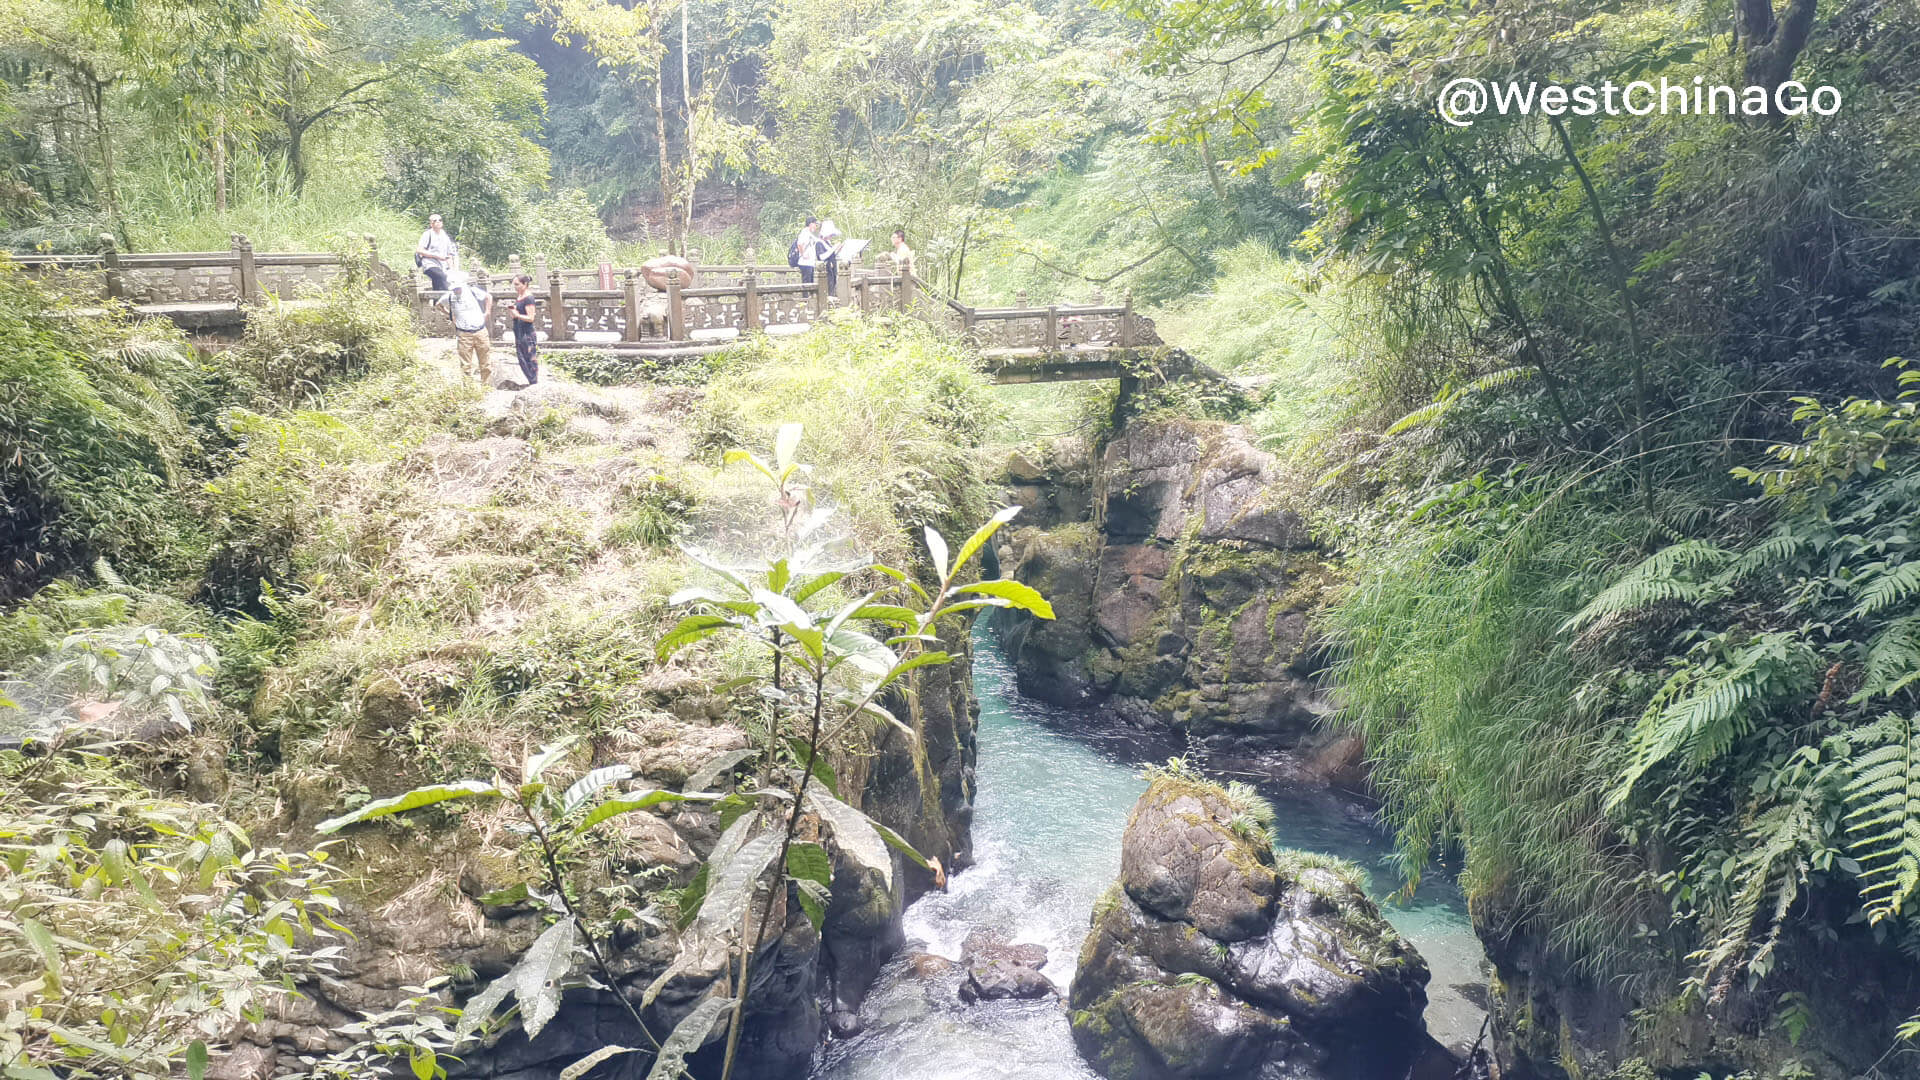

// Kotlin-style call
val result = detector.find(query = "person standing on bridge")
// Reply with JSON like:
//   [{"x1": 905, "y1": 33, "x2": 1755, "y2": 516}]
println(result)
[
  {"x1": 510, "y1": 274, "x2": 540, "y2": 386},
  {"x1": 890, "y1": 228, "x2": 914, "y2": 276},
  {"x1": 440, "y1": 271, "x2": 494, "y2": 384},
  {"x1": 415, "y1": 213, "x2": 456, "y2": 291},
  {"x1": 793, "y1": 216, "x2": 831, "y2": 286}
]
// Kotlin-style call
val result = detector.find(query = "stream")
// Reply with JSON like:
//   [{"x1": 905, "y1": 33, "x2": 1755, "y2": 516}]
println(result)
[{"x1": 810, "y1": 629, "x2": 1488, "y2": 1079}]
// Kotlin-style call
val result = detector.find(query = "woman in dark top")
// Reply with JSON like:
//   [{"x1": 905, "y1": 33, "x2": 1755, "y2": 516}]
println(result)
[{"x1": 510, "y1": 274, "x2": 539, "y2": 385}]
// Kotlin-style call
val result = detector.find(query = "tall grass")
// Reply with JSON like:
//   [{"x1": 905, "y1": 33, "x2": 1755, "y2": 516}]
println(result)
[
  {"x1": 121, "y1": 146, "x2": 419, "y2": 262},
  {"x1": 695, "y1": 315, "x2": 996, "y2": 564},
  {"x1": 1324, "y1": 476, "x2": 1663, "y2": 979}
]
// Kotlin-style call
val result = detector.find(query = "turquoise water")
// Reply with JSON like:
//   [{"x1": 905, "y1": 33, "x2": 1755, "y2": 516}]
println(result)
[{"x1": 809, "y1": 631, "x2": 1487, "y2": 1078}]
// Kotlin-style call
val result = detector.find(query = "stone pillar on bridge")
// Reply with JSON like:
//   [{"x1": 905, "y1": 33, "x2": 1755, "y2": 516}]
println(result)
[
  {"x1": 621, "y1": 270, "x2": 642, "y2": 343},
  {"x1": 547, "y1": 271, "x2": 571, "y2": 343},
  {"x1": 666, "y1": 268, "x2": 686, "y2": 341},
  {"x1": 100, "y1": 234, "x2": 124, "y2": 301},
  {"x1": 1121, "y1": 291, "x2": 1136, "y2": 348},
  {"x1": 744, "y1": 269, "x2": 761, "y2": 331},
  {"x1": 232, "y1": 233, "x2": 258, "y2": 305}
]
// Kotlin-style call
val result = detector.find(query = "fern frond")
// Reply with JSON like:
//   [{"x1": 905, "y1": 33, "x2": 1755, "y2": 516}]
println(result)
[
  {"x1": 1563, "y1": 540, "x2": 1734, "y2": 634},
  {"x1": 1858, "y1": 616, "x2": 1920, "y2": 704},
  {"x1": 1850, "y1": 560, "x2": 1920, "y2": 620},
  {"x1": 1842, "y1": 713, "x2": 1920, "y2": 923},
  {"x1": 1607, "y1": 633, "x2": 1814, "y2": 810},
  {"x1": 1715, "y1": 528, "x2": 1811, "y2": 585}
]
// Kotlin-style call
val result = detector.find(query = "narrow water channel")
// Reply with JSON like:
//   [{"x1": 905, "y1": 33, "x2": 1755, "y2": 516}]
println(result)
[{"x1": 810, "y1": 630, "x2": 1487, "y2": 1079}]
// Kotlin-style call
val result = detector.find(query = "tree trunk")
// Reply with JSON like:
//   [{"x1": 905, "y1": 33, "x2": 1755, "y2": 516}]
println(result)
[
  {"x1": 653, "y1": 60, "x2": 678, "y2": 254},
  {"x1": 288, "y1": 118, "x2": 309, "y2": 196},
  {"x1": 1736, "y1": 0, "x2": 1818, "y2": 106},
  {"x1": 86, "y1": 76, "x2": 119, "y2": 228},
  {"x1": 213, "y1": 111, "x2": 228, "y2": 214},
  {"x1": 680, "y1": 0, "x2": 696, "y2": 246}
]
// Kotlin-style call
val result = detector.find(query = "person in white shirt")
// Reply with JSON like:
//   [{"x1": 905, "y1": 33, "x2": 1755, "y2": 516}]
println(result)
[
  {"x1": 438, "y1": 271, "x2": 494, "y2": 384},
  {"x1": 794, "y1": 216, "x2": 831, "y2": 285},
  {"x1": 415, "y1": 213, "x2": 456, "y2": 291}
]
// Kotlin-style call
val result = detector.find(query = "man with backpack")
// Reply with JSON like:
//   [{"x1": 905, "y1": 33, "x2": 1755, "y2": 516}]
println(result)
[
  {"x1": 791, "y1": 216, "x2": 831, "y2": 285},
  {"x1": 415, "y1": 213, "x2": 456, "y2": 291},
  {"x1": 439, "y1": 271, "x2": 494, "y2": 384}
]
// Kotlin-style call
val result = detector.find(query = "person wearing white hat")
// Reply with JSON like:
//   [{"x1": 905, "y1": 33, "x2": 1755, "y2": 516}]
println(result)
[
  {"x1": 439, "y1": 270, "x2": 494, "y2": 384},
  {"x1": 819, "y1": 220, "x2": 843, "y2": 295}
]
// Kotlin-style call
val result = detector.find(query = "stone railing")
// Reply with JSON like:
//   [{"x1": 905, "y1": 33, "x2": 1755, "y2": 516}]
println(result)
[
  {"x1": 410, "y1": 253, "x2": 1155, "y2": 358},
  {"x1": 414, "y1": 258, "x2": 922, "y2": 345},
  {"x1": 9, "y1": 233, "x2": 403, "y2": 308}
]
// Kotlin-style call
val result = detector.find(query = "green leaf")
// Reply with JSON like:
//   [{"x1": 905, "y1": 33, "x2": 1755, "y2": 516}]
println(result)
[
  {"x1": 955, "y1": 579, "x2": 1054, "y2": 619},
  {"x1": 953, "y1": 505, "x2": 1021, "y2": 577},
  {"x1": 807, "y1": 788, "x2": 892, "y2": 891},
  {"x1": 478, "y1": 883, "x2": 531, "y2": 907},
  {"x1": 513, "y1": 916, "x2": 578, "y2": 1039},
  {"x1": 571, "y1": 789, "x2": 706, "y2": 835},
  {"x1": 828, "y1": 629, "x2": 898, "y2": 677},
  {"x1": 644, "y1": 995, "x2": 734, "y2": 1080},
  {"x1": 791, "y1": 571, "x2": 846, "y2": 604},
  {"x1": 850, "y1": 603, "x2": 922, "y2": 628},
  {"x1": 775, "y1": 422, "x2": 802, "y2": 472},
  {"x1": 315, "y1": 781, "x2": 502, "y2": 834},
  {"x1": 524, "y1": 737, "x2": 580, "y2": 785},
  {"x1": 674, "y1": 863, "x2": 710, "y2": 932},
  {"x1": 785, "y1": 738, "x2": 838, "y2": 795},
  {"x1": 559, "y1": 765, "x2": 635, "y2": 818},
  {"x1": 873, "y1": 820, "x2": 933, "y2": 871},
  {"x1": 753, "y1": 588, "x2": 814, "y2": 630},
  {"x1": 186, "y1": 1040, "x2": 208, "y2": 1080},
  {"x1": 697, "y1": 826, "x2": 782, "y2": 936},
  {"x1": 21, "y1": 917, "x2": 62, "y2": 990},
  {"x1": 795, "y1": 878, "x2": 830, "y2": 933},
  {"x1": 656, "y1": 613, "x2": 736, "y2": 661},
  {"x1": 874, "y1": 651, "x2": 953, "y2": 693},
  {"x1": 924, "y1": 526, "x2": 950, "y2": 580},
  {"x1": 787, "y1": 841, "x2": 833, "y2": 888},
  {"x1": 561, "y1": 1046, "x2": 640, "y2": 1080},
  {"x1": 684, "y1": 748, "x2": 756, "y2": 794},
  {"x1": 410, "y1": 1047, "x2": 436, "y2": 1080},
  {"x1": 871, "y1": 564, "x2": 930, "y2": 602}
]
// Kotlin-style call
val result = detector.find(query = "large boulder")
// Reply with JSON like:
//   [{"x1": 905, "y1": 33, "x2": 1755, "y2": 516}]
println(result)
[
  {"x1": 1000, "y1": 419, "x2": 1338, "y2": 743},
  {"x1": 1070, "y1": 777, "x2": 1432, "y2": 1080}
]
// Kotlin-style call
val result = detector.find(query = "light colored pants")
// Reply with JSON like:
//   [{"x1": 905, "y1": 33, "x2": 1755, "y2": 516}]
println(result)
[{"x1": 456, "y1": 330, "x2": 492, "y2": 383}]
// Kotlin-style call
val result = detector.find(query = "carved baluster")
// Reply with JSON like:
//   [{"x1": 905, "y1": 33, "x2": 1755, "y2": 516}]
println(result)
[
  {"x1": 100, "y1": 233, "x2": 124, "y2": 302},
  {"x1": 667, "y1": 269, "x2": 686, "y2": 341},
  {"x1": 548, "y1": 271, "x2": 571, "y2": 342},
  {"x1": 744, "y1": 270, "x2": 761, "y2": 332},
  {"x1": 622, "y1": 270, "x2": 641, "y2": 342},
  {"x1": 1044, "y1": 306, "x2": 1059, "y2": 350},
  {"x1": 232, "y1": 233, "x2": 258, "y2": 304},
  {"x1": 1121, "y1": 291, "x2": 1135, "y2": 348}
]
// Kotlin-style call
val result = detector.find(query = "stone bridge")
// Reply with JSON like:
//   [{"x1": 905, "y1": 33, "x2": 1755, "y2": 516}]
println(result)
[{"x1": 10, "y1": 238, "x2": 1169, "y2": 384}]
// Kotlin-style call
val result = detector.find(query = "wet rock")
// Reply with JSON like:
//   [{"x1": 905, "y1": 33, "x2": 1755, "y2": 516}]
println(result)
[
  {"x1": 958, "y1": 929, "x2": 1056, "y2": 1004},
  {"x1": 1071, "y1": 777, "x2": 1431, "y2": 1080},
  {"x1": 826, "y1": 1009, "x2": 864, "y2": 1038},
  {"x1": 904, "y1": 952, "x2": 958, "y2": 979},
  {"x1": 1000, "y1": 418, "x2": 1338, "y2": 743}
]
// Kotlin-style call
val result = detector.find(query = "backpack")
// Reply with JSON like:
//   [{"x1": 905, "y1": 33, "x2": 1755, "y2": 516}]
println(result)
[{"x1": 787, "y1": 239, "x2": 801, "y2": 268}]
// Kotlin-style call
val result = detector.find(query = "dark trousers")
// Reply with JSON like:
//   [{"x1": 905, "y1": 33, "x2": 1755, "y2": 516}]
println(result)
[
  {"x1": 424, "y1": 265, "x2": 448, "y2": 291},
  {"x1": 824, "y1": 256, "x2": 838, "y2": 294},
  {"x1": 514, "y1": 332, "x2": 538, "y2": 384},
  {"x1": 799, "y1": 265, "x2": 815, "y2": 285}
]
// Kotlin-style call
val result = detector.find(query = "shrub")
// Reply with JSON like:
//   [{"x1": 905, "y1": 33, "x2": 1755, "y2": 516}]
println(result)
[
  {"x1": 229, "y1": 285, "x2": 416, "y2": 406},
  {"x1": 516, "y1": 188, "x2": 614, "y2": 268},
  {"x1": 693, "y1": 317, "x2": 994, "y2": 562},
  {"x1": 0, "y1": 268, "x2": 213, "y2": 598}
]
